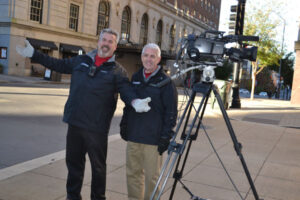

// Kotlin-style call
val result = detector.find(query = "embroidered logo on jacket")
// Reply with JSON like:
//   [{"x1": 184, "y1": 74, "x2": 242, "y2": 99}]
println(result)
[
  {"x1": 132, "y1": 81, "x2": 141, "y2": 85},
  {"x1": 80, "y1": 63, "x2": 89, "y2": 67}
]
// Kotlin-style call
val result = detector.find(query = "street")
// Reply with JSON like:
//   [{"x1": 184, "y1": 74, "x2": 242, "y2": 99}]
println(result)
[{"x1": 0, "y1": 85, "x2": 125, "y2": 169}]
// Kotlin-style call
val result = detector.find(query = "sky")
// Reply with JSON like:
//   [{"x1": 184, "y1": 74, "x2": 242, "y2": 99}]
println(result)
[{"x1": 219, "y1": 0, "x2": 300, "y2": 54}]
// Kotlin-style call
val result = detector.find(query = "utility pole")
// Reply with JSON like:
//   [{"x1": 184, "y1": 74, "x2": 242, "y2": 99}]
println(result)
[{"x1": 229, "y1": 0, "x2": 246, "y2": 108}]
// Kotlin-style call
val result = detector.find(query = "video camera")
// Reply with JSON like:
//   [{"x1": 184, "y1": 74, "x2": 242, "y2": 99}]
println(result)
[
  {"x1": 153, "y1": 31, "x2": 259, "y2": 86},
  {"x1": 183, "y1": 30, "x2": 259, "y2": 63}
]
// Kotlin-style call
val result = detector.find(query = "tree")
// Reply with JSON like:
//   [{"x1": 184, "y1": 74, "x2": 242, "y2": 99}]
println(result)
[
  {"x1": 243, "y1": 2, "x2": 282, "y2": 99},
  {"x1": 269, "y1": 52, "x2": 295, "y2": 88},
  {"x1": 255, "y1": 68, "x2": 276, "y2": 98},
  {"x1": 281, "y1": 53, "x2": 294, "y2": 88}
]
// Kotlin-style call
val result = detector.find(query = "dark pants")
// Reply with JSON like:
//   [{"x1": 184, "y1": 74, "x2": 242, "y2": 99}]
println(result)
[{"x1": 66, "y1": 124, "x2": 108, "y2": 200}]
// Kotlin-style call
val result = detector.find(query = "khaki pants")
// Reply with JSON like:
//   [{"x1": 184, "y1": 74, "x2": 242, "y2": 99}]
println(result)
[{"x1": 126, "y1": 141, "x2": 162, "y2": 200}]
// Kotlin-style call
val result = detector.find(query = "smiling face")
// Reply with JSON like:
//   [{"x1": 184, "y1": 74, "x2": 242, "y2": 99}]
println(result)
[
  {"x1": 141, "y1": 47, "x2": 161, "y2": 73},
  {"x1": 97, "y1": 32, "x2": 117, "y2": 58}
]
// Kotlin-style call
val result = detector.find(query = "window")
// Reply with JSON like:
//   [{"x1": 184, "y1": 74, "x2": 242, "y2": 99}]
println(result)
[
  {"x1": 169, "y1": 25, "x2": 176, "y2": 52},
  {"x1": 121, "y1": 6, "x2": 131, "y2": 41},
  {"x1": 69, "y1": 4, "x2": 79, "y2": 31},
  {"x1": 139, "y1": 14, "x2": 148, "y2": 46},
  {"x1": 0, "y1": 47, "x2": 7, "y2": 59},
  {"x1": 97, "y1": 1, "x2": 110, "y2": 35},
  {"x1": 30, "y1": 0, "x2": 43, "y2": 23},
  {"x1": 156, "y1": 20, "x2": 163, "y2": 47}
]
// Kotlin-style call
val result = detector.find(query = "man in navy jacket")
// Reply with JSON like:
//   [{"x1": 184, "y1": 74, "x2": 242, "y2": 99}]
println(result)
[
  {"x1": 120, "y1": 43, "x2": 178, "y2": 200},
  {"x1": 16, "y1": 28, "x2": 151, "y2": 200}
]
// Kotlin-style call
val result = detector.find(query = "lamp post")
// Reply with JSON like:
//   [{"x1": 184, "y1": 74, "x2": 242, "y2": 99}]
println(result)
[
  {"x1": 230, "y1": 0, "x2": 246, "y2": 108},
  {"x1": 274, "y1": 14, "x2": 286, "y2": 99}
]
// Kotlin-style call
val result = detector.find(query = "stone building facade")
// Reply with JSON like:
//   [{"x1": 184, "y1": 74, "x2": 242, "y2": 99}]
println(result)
[
  {"x1": 0, "y1": 0, "x2": 221, "y2": 80},
  {"x1": 291, "y1": 21, "x2": 300, "y2": 104}
]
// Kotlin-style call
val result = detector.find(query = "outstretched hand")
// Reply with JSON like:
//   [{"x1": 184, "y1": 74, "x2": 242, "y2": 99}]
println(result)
[
  {"x1": 16, "y1": 40, "x2": 34, "y2": 58},
  {"x1": 131, "y1": 97, "x2": 151, "y2": 113}
]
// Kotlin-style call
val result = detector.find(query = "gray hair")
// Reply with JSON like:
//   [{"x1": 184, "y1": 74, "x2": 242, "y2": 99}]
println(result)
[
  {"x1": 142, "y1": 43, "x2": 161, "y2": 57},
  {"x1": 99, "y1": 28, "x2": 119, "y2": 43}
]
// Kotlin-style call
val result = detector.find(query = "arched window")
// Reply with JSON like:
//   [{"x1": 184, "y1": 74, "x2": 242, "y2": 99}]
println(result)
[
  {"x1": 96, "y1": 1, "x2": 110, "y2": 35},
  {"x1": 169, "y1": 25, "x2": 176, "y2": 52},
  {"x1": 121, "y1": 6, "x2": 131, "y2": 41},
  {"x1": 156, "y1": 20, "x2": 163, "y2": 47},
  {"x1": 139, "y1": 14, "x2": 148, "y2": 46}
]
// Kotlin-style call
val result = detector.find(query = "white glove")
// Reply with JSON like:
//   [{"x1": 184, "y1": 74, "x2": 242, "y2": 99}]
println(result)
[
  {"x1": 16, "y1": 40, "x2": 34, "y2": 58},
  {"x1": 131, "y1": 97, "x2": 151, "y2": 113}
]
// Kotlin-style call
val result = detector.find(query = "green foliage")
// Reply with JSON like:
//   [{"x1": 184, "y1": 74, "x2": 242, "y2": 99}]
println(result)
[
  {"x1": 214, "y1": 59, "x2": 233, "y2": 80},
  {"x1": 244, "y1": 3, "x2": 283, "y2": 69}
]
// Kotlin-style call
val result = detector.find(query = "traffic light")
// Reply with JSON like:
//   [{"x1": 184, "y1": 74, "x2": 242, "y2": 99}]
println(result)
[{"x1": 229, "y1": 0, "x2": 246, "y2": 35}]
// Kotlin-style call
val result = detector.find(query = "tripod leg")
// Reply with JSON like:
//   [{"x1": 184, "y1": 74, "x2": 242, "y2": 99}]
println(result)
[
  {"x1": 212, "y1": 85, "x2": 261, "y2": 200},
  {"x1": 169, "y1": 86, "x2": 212, "y2": 200},
  {"x1": 150, "y1": 89, "x2": 198, "y2": 200}
]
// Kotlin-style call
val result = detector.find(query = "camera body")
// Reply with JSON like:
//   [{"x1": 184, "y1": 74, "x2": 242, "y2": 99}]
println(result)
[
  {"x1": 187, "y1": 35, "x2": 225, "y2": 63},
  {"x1": 185, "y1": 31, "x2": 258, "y2": 64}
]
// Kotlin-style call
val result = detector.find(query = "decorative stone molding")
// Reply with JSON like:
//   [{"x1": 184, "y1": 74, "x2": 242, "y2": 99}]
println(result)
[
  {"x1": 152, "y1": 17, "x2": 156, "y2": 29},
  {"x1": 166, "y1": 23, "x2": 169, "y2": 34},
  {"x1": 72, "y1": 0, "x2": 83, "y2": 4},
  {"x1": 115, "y1": 2, "x2": 120, "y2": 16},
  {"x1": 136, "y1": 10, "x2": 140, "y2": 23}
]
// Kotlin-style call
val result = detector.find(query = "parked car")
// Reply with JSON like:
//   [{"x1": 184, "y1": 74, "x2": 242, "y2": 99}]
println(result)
[
  {"x1": 239, "y1": 88, "x2": 250, "y2": 94},
  {"x1": 259, "y1": 92, "x2": 268, "y2": 96}
]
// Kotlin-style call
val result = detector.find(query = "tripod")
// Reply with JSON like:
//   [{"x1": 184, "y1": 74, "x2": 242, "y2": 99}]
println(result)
[{"x1": 150, "y1": 81, "x2": 262, "y2": 200}]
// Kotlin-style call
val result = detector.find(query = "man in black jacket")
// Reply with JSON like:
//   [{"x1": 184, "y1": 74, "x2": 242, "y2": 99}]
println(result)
[
  {"x1": 16, "y1": 28, "x2": 151, "y2": 200},
  {"x1": 120, "y1": 43, "x2": 178, "y2": 200}
]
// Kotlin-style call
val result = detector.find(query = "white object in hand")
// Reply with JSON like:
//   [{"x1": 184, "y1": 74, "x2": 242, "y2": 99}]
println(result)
[
  {"x1": 131, "y1": 97, "x2": 151, "y2": 113},
  {"x1": 16, "y1": 40, "x2": 34, "y2": 58}
]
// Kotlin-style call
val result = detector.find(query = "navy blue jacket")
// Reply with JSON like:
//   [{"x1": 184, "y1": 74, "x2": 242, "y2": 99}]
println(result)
[
  {"x1": 120, "y1": 66, "x2": 178, "y2": 145},
  {"x1": 31, "y1": 50, "x2": 137, "y2": 133}
]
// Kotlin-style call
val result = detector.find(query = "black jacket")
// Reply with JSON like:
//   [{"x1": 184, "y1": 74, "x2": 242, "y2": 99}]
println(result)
[
  {"x1": 31, "y1": 50, "x2": 137, "y2": 133},
  {"x1": 120, "y1": 66, "x2": 178, "y2": 145}
]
